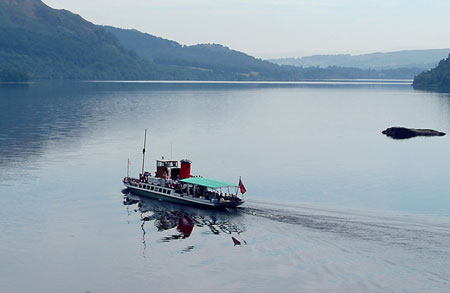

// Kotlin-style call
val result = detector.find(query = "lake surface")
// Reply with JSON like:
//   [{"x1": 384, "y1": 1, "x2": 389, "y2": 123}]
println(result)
[{"x1": 1, "y1": 81, "x2": 450, "y2": 292}]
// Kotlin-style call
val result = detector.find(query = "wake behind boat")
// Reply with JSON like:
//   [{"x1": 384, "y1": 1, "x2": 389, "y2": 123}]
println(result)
[{"x1": 123, "y1": 130, "x2": 246, "y2": 208}]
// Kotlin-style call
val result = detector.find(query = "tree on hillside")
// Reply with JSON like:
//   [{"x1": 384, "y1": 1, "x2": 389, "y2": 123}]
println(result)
[
  {"x1": 0, "y1": 67, "x2": 28, "y2": 82},
  {"x1": 413, "y1": 54, "x2": 450, "y2": 92}
]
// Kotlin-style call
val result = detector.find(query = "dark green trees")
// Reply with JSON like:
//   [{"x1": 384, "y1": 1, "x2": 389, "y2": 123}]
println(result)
[
  {"x1": 413, "y1": 54, "x2": 450, "y2": 92},
  {"x1": 0, "y1": 68, "x2": 29, "y2": 82}
]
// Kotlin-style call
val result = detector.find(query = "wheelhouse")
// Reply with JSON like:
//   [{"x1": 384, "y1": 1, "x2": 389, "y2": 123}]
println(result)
[{"x1": 156, "y1": 159, "x2": 179, "y2": 179}]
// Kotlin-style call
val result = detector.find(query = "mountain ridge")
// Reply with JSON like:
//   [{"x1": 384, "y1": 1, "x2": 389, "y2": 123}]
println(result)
[
  {"x1": 269, "y1": 49, "x2": 450, "y2": 70},
  {"x1": 104, "y1": 26, "x2": 424, "y2": 80},
  {"x1": 103, "y1": 26, "x2": 281, "y2": 76}
]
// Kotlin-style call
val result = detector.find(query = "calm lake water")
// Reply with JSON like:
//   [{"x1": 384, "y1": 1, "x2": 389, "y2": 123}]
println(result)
[{"x1": 1, "y1": 81, "x2": 450, "y2": 292}]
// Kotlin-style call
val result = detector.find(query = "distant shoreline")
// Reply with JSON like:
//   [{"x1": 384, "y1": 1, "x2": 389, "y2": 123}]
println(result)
[{"x1": 81, "y1": 79, "x2": 413, "y2": 85}]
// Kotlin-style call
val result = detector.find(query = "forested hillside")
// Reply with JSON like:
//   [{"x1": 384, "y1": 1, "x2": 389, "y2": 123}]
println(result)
[
  {"x1": 413, "y1": 55, "x2": 450, "y2": 92},
  {"x1": 104, "y1": 26, "x2": 284, "y2": 78},
  {"x1": 105, "y1": 26, "x2": 423, "y2": 80},
  {"x1": 0, "y1": 0, "x2": 431, "y2": 81},
  {"x1": 0, "y1": 0, "x2": 208, "y2": 80}
]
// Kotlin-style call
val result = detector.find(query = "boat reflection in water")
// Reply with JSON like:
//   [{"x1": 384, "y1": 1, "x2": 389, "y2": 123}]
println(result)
[{"x1": 122, "y1": 191, "x2": 247, "y2": 253}]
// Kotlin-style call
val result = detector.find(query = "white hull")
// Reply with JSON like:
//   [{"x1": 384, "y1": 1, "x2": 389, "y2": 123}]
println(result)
[{"x1": 124, "y1": 182, "x2": 244, "y2": 208}]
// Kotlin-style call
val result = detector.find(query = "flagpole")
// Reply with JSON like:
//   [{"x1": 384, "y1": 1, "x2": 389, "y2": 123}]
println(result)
[
  {"x1": 141, "y1": 129, "x2": 147, "y2": 175},
  {"x1": 242, "y1": 176, "x2": 244, "y2": 200},
  {"x1": 238, "y1": 176, "x2": 241, "y2": 196},
  {"x1": 127, "y1": 158, "x2": 130, "y2": 178},
  {"x1": 239, "y1": 176, "x2": 244, "y2": 200}
]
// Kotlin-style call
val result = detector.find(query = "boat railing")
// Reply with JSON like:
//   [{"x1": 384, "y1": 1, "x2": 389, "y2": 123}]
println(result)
[{"x1": 127, "y1": 174, "x2": 243, "y2": 205}]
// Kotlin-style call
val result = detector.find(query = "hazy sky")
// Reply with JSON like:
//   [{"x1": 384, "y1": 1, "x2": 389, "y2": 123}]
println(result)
[{"x1": 43, "y1": 0, "x2": 450, "y2": 58}]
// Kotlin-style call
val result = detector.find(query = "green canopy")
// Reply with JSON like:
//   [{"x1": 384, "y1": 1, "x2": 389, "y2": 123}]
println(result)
[{"x1": 180, "y1": 177, "x2": 237, "y2": 189}]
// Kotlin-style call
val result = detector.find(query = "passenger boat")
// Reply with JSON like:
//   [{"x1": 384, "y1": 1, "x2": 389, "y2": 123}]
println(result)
[{"x1": 122, "y1": 130, "x2": 246, "y2": 208}]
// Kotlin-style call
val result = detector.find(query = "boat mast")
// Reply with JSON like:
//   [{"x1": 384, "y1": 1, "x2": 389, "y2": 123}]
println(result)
[{"x1": 141, "y1": 129, "x2": 147, "y2": 175}]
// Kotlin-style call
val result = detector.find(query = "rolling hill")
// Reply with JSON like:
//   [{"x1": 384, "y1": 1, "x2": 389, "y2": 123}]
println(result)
[
  {"x1": 103, "y1": 26, "x2": 287, "y2": 78},
  {"x1": 269, "y1": 49, "x2": 450, "y2": 70},
  {"x1": 104, "y1": 26, "x2": 424, "y2": 80},
  {"x1": 0, "y1": 0, "x2": 212, "y2": 80}
]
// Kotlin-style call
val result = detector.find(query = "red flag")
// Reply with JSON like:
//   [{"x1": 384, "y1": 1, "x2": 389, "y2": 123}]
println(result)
[{"x1": 239, "y1": 177, "x2": 246, "y2": 194}]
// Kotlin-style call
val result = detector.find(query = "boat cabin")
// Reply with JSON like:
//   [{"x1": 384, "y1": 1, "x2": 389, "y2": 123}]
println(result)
[{"x1": 156, "y1": 159, "x2": 191, "y2": 180}]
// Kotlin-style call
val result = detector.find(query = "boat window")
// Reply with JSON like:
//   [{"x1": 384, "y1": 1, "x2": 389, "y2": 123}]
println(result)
[
  {"x1": 150, "y1": 186, "x2": 154, "y2": 191},
  {"x1": 147, "y1": 185, "x2": 150, "y2": 190},
  {"x1": 139, "y1": 184, "x2": 142, "y2": 188},
  {"x1": 158, "y1": 188, "x2": 162, "y2": 192}
]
